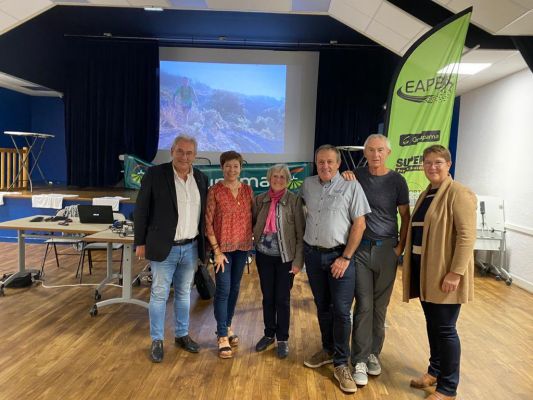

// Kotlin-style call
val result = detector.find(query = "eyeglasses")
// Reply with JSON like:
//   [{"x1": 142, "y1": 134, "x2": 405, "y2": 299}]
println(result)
[
  {"x1": 175, "y1": 149, "x2": 195, "y2": 158},
  {"x1": 423, "y1": 161, "x2": 447, "y2": 168}
]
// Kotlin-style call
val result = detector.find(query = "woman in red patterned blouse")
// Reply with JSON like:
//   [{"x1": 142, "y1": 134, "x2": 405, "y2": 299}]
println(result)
[{"x1": 205, "y1": 150, "x2": 253, "y2": 359}]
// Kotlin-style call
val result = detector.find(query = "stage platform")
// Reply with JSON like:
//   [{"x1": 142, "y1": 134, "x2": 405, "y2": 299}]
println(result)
[
  {"x1": 0, "y1": 186, "x2": 137, "y2": 242},
  {"x1": 0, "y1": 185, "x2": 138, "y2": 203}
]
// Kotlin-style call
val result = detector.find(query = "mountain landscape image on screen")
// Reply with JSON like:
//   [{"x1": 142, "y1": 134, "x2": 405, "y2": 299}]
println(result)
[{"x1": 159, "y1": 62, "x2": 286, "y2": 153}]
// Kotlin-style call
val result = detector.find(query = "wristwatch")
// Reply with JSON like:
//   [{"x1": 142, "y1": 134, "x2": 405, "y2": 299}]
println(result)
[{"x1": 341, "y1": 255, "x2": 352, "y2": 261}]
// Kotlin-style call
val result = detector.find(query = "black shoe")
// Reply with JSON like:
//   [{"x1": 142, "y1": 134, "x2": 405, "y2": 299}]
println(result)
[
  {"x1": 255, "y1": 336, "x2": 275, "y2": 352},
  {"x1": 150, "y1": 340, "x2": 163, "y2": 363},
  {"x1": 277, "y1": 341, "x2": 289, "y2": 359},
  {"x1": 175, "y1": 335, "x2": 200, "y2": 353}
]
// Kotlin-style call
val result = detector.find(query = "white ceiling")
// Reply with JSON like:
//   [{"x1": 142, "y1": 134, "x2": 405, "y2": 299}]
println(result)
[
  {"x1": 434, "y1": 0, "x2": 533, "y2": 35},
  {"x1": 0, "y1": 0, "x2": 530, "y2": 96}
]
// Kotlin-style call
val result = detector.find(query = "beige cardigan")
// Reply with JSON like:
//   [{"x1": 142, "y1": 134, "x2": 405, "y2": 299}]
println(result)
[{"x1": 402, "y1": 176, "x2": 477, "y2": 304}]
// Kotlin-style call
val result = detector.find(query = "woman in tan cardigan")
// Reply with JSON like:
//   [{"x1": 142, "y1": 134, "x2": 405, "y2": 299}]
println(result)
[{"x1": 402, "y1": 145, "x2": 476, "y2": 400}]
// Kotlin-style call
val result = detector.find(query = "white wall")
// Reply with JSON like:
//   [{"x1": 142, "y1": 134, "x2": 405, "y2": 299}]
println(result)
[{"x1": 455, "y1": 68, "x2": 533, "y2": 292}]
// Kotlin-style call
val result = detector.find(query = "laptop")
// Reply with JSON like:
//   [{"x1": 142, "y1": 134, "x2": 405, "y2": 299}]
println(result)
[{"x1": 78, "y1": 205, "x2": 114, "y2": 224}]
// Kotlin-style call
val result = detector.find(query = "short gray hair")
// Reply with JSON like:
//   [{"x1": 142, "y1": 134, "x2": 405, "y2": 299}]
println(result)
[
  {"x1": 266, "y1": 164, "x2": 292, "y2": 183},
  {"x1": 363, "y1": 134, "x2": 391, "y2": 151},
  {"x1": 315, "y1": 144, "x2": 341, "y2": 163},
  {"x1": 171, "y1": 134, "x2": 198, "y2": 153}
]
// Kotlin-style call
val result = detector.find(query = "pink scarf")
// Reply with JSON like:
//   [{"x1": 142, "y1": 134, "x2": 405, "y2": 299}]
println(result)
[{"x1": 263, "y1": 188, "x2": 286, "y2": 234}]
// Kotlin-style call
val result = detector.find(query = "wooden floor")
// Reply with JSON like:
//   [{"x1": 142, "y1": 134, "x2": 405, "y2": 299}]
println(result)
[{"x1": 0, "y1": 243, "x2": 531, "y2": 400}]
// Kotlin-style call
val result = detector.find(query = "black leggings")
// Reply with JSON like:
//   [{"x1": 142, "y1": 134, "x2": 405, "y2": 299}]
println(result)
[{"x1": 255, "y1": 251, "x2": 294, "y2": 341}]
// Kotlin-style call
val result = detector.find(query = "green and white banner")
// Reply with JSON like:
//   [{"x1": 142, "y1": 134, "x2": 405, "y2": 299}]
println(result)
[
  {"x1": 124, "y1": 154, "x2": 312, "y2": 195},
  {"x1": 384, "y1": 8, "x2": 472, "y2": 203},
  {"x1": 197, "y1": 162, "x2": 313, "y2": 195}
]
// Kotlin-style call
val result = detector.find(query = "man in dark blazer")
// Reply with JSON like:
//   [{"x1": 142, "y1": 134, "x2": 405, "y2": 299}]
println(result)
[{"x1": 134, "y1": 135, "x2": 208, "y2": 363}]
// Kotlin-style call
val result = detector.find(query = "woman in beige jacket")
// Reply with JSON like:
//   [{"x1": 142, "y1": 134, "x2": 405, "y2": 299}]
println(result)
[
  {"x1": 402, "y1": 145, "x2": 476, "y2": 400},
  {"x1": 252, "y1": 164, "x2": 305, "y2": 359}
]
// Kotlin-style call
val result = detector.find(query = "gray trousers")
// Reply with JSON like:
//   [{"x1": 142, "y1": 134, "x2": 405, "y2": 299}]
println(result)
[{"x1": 351, "y1": 238, "x2": 398, "y2": 365}]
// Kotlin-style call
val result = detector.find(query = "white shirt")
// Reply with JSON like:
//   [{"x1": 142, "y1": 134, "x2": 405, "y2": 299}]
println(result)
[{"x1": 173, "y1": 167, "x2": 201, "y2": 241}]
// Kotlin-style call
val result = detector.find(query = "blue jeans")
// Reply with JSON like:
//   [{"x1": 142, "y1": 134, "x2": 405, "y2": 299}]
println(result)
[
  {"x1": 304, "y1": 243, "x2": 356, "y2": 366},
  {"x1": 214, "y1": 250, "x2": 248, "y2": 337},
  {"x1": 149, "y1": 241, "x2": 197, "y2": 341}
]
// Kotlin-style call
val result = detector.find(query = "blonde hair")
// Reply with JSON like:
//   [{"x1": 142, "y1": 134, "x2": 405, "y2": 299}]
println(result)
[
  {"x1": 423, "y1": 145, "x2": 451, "y2": 162},
  {"x1": 266, "y1": 164, "x2": 292, "y2": 182}
]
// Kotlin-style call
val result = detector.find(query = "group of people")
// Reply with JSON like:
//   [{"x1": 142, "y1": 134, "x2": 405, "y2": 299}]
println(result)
[{"x1": 134, "y1": 133, "x2": 476, "y2": 400}]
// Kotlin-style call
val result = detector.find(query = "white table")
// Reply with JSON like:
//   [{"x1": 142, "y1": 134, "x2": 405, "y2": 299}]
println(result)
[
  {"x1": 0, "y1": 216, "x2": 110, "y2": 296},
  {"x1": 475, "y1": 229, "x2": 511, "y2": 285},
  {"x1": 4, "y1": 131, "x2": 55, "y2": 192},
  {"x1": 336, "y1": 145, "x2": 366, "y2": 170}
]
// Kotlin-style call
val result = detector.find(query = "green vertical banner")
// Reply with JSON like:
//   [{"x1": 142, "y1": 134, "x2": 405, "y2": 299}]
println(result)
[{"x1": 384, "y1": 8, "x2": 472, "y2": 204}]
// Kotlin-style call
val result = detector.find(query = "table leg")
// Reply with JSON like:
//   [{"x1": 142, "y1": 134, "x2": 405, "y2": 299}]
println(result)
[
  {"x1": 90, "y1": 243, "x2": 148, "y2": 315},
  {"x1": 94, "y1": 243, "x2": 121, "y2": 301}
]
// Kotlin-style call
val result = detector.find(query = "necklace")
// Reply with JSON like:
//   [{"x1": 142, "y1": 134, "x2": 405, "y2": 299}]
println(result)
[
  {"x1": 223, "y1": 180, "x2": 241, "y2": 203},
  {"x1": 223, "y1": 181, "x2": 240, "y2": 189}
]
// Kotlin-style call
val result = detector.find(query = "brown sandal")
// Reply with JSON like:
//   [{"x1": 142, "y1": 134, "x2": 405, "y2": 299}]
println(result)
[
  {"x1": 218, "y1": 336, "x2": 233, "y2": 359},
  {"x1": 228, "y1": 326, "x2": 239, "y2": 347}
]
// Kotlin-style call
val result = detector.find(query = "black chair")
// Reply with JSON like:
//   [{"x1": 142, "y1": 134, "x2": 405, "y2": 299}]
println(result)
[{"x1": 76, "y1": 212, "x2": 126, "y2": 283}]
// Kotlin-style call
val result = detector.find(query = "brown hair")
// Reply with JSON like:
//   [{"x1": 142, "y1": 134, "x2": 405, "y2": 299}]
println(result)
[
  {"x1": 220, "y1": 150, "x2": 243, "y2": 167},
  {"x1": 314, "y1": 144, "x2": 341, "y2": 163},
  {"x1": 423, "y1": 145, "x2": 451, "y2": 162}
]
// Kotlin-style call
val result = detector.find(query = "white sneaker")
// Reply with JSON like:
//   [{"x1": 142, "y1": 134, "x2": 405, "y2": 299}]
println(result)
[
  {"x1": 367, "y1": 353, "x2": 382, "y2": 376},
  {"x1": 352, "y1": 362, "x2": 368, "y2": 386}
]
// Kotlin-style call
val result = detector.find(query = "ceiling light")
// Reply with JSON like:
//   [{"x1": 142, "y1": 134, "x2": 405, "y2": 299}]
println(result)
[
  {"x1": 144, "y1": 6, "x2": 164, "y2": 11},
  {"x1": 438, "y1": 63, "x2": 492, "y2": 75}
]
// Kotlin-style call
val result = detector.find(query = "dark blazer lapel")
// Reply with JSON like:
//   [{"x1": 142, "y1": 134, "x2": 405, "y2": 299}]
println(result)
[
  {"x1": 164, "y1": 163, "x2": 178, "y2": 213},
  {"x1": 193, "y1": 168, "x2": 206, "y2": 198},
  {"x1": 193, "y1": 167, "x2": 208, "y2": 219}
]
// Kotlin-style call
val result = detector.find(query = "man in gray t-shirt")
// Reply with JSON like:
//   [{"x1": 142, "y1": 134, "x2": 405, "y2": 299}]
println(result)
[{"x1": 345, "y1": 134, "x2": 410, "y2": 386}]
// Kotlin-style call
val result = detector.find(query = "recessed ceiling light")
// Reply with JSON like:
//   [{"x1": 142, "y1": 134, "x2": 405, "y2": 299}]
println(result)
[
  {"x1": 144, "y1": 6, "x2": 164, "y2": 11},
  {"x1": 438, "y1": 63, "x2": 492, "y2": 75}
]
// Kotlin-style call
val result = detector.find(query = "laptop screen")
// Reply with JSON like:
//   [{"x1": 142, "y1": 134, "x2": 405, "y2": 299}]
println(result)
[{"x1": 78, "y1": 205, "x2": 114, "y2": 224}]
